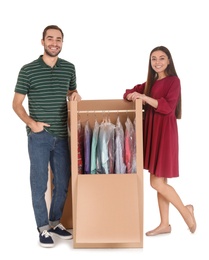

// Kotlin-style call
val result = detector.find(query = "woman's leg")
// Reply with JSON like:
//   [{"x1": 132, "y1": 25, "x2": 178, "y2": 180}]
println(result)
[
  {"x1": 146, "y1": 177, "x2": 171, "y2": 235},
  {"x1": 147, "y1": 174, "x2": 196, "y2": 234},
  {"x1": 157, "y1": 191, "x2": 170, "y2": 226}
]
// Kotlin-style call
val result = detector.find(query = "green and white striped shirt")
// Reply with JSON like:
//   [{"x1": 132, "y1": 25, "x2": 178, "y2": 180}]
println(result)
[{"x1": 14, "y1": 55, "x2": 77, "y2": 137}]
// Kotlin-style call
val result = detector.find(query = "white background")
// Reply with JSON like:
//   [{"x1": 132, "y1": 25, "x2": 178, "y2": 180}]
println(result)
[{"x1": 1, "y1": 0, "x2": 208, "y2": 259}]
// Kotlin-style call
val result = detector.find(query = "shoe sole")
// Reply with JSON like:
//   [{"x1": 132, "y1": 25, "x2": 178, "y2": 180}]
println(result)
[
  {"x1": 40, "y1": 242, "x2": 54, "y2": 248},
  {"x1": 49, "y1": 232, "x2": 73, "y2": 240}
]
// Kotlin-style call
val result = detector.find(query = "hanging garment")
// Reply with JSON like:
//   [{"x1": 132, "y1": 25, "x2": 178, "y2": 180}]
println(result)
[
  {"x1": 125, "y1": 117, "x2": 135, "y2": 173},
  {"x1": 96, "y1": 120, "x2": 115, "y2": 174},
  {"x1": 77, "y1": 120, "x2": 84, "y2": 174},
  {"x1": 84, "y1": 120, "x2": 92, "y2": 174},
  {"x1": 90, "y1": 120, "x2": 100, "y2": 174},
  {"x1": 107, "y1": 121, "x2": 115, "y2": 173},
  {"x1": 96, "y1": 121, "x2": 109, "y2": 174},
  {"x1": 132, "y1": 118, "x2": 137, "y2": 173},
  {"x1": 115, "y1": 116, "x2": 126, "y2": 174}
]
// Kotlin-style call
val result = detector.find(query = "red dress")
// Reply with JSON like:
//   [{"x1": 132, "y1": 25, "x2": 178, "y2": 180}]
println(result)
[{"x1": 123, "y1": 76, "x2": 181, "y2": 178}]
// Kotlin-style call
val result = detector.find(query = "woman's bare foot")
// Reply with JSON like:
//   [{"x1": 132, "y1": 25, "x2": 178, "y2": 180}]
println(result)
[
  {"x1": 185, "y1": 204, "x2": 196, "y2": 233},
  {"x1": 145, "y1": 225, "x2": 171, "y2": 236}
]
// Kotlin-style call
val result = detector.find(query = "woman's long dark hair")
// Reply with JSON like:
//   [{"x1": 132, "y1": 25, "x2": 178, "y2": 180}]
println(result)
[{"x1": 144, "y1": 46, "x2": 181, "y2": 119}]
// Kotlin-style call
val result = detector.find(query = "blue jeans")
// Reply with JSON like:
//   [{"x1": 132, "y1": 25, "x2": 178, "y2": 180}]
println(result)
[{"x1": 28, "y1": 130, "x2": 70, "y2": 232}]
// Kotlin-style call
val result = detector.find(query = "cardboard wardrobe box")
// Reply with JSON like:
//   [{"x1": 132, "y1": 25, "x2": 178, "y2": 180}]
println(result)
[{"x1": 67, "y1": 99, "x2": 144, "y2": 248}]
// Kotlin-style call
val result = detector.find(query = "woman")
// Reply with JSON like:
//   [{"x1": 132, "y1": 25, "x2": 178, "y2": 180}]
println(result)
[{"x1": 123, "y1": 46, "x2": 196, "y2": 236}]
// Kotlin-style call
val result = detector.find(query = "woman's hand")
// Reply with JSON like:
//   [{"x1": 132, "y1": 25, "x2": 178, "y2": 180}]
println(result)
[{"x1": 126, "y1": 92, "x2": 146, "y2": 104}]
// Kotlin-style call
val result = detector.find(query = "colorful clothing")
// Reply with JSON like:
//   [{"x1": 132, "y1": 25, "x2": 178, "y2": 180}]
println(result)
[
  {"x1": 78, "y1": 121, "x2": 84, "y2": 174},
  {"x1": 90, "y1": 120, "x2": 100, "y2": 174},
  {"x1": 125, "y1": 117, "x2": 135, "y2": 173},
  {"x1": 84, "y1": 121, "x2": 92, "y2": 174},
  {"x1": 115, "y1": 117, "x2": 126, "y2": 174}
]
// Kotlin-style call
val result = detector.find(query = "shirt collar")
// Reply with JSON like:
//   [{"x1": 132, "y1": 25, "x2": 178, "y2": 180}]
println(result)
[{"x1": 38, "y1": 55, "x2": 61, "y2": 68}]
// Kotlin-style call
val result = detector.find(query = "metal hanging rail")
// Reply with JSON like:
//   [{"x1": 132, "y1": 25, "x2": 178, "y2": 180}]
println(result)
[{"x1": 76, "y1": 109, "x2": 136, "y2": 114}]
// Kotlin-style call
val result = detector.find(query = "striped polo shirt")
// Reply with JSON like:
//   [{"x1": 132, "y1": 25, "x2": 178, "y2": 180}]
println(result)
[{"x1": 14, "y1": 55, "x2": 77, "y2": 137}]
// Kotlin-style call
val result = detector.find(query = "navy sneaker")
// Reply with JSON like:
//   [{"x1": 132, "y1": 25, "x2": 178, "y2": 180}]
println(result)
[
  {"x1": 39, "y1": 230, "x2": 54, "y2": 248},
  {"x1": 49, "y1": 223, "x2": 73, "y2": 240}
]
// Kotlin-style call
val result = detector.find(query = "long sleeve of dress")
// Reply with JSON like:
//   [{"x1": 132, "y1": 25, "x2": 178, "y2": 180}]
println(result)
[
  {"x1": 123, "y1": 83, "x2": 146, "y2": 100},
  {"x1": 154, "y1": 76, "x2": 181, "y2": 115}
]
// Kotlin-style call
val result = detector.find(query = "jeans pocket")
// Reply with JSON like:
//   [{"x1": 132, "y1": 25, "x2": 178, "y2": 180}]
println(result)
[{"x1": 29, "y1": 129, "x2": 46, "y2": 135}]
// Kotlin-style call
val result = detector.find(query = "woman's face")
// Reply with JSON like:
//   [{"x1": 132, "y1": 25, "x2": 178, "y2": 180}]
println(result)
[{"x1": 150, "y1": 50, "x2": 170, "y2": 78}]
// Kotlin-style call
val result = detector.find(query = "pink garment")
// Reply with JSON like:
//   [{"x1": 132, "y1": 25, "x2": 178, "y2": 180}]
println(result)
[
  {"x1": 124, "y1": 117, "x2": 135, "y2": 173},
  {"x1": 77, "y1": 121, "x2": 84, "y2": 174}
]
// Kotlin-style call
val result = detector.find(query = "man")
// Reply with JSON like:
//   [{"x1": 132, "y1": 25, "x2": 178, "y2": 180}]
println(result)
[{"x1": 12, "y1": 25, "x2": 81, "y2": 248}]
